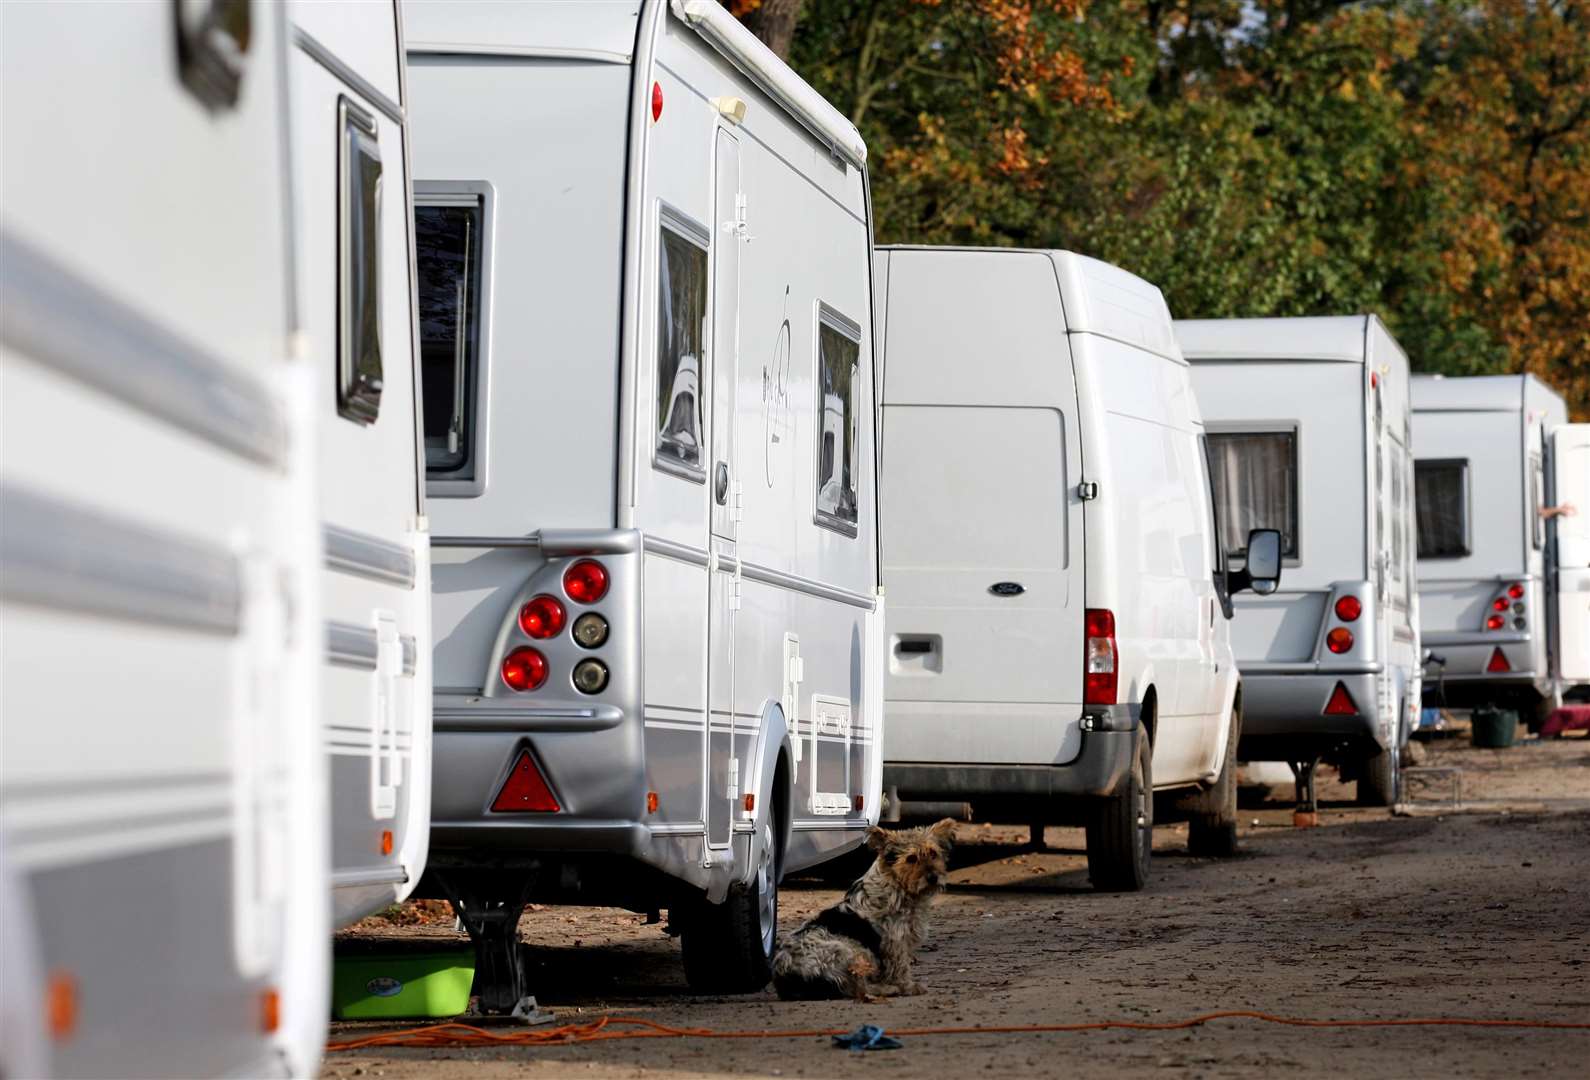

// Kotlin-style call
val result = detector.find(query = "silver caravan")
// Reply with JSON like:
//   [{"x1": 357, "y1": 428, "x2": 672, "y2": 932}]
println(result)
[
  {"x1": 1411, "y1": 374, "x2": 1589, "y2": 718},
  {"x1": 289, "y1": 1, "x2": 434, "y2": 930},
  {"x1": 1, "y1": 3, "x2": 327, "y2": 1076},
  {"x1": 405, "y1": 0, "x2": 883, "y2": 1006},
  {"x1": 1180, "y1": 316, "x2": 1420, "y2": 807},
  {"x1": 876, "y1": 247, "x2": 1283, "y2": 892}
]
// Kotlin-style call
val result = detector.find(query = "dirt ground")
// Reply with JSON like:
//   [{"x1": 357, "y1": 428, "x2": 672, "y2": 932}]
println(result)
[{"x1": 325, "y1": 729, "x2": 1590, "y2": 1079}]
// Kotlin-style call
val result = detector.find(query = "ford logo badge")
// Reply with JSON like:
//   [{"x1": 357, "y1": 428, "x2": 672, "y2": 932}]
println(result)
[{"x1": 988, "y1": 582, "x2": 1025, "y2": 597}]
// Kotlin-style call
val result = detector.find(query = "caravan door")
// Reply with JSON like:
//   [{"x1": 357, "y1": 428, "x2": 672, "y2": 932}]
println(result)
[
  {"x1": 1553, "y1": 424, "x2": 1590, "y2": 682},
  {"x1": 705, "y1": 128, "x2": 743, "y2": 849}
]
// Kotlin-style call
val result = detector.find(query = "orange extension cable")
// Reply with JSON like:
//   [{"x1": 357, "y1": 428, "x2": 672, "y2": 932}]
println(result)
[{"x1": 326, "y1": 1011, "x2": 1590, "y2": 1052}]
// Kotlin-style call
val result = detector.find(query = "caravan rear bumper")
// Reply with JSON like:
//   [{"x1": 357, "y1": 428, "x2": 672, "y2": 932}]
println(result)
[{"x1": 1238, "y1": 671, "x2": 1382, "y2": 756}]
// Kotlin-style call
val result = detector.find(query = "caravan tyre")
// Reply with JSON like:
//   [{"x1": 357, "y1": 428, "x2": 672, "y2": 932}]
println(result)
[
  {"x1": 1187, "y1": 705, "x2": 1241, "y2": 857},
  {"x1": 1357, "y1": 743, "x2": 1398, "y2": 807},
  {"x1": 680, "y1": 828, "x2": 778, "y2": 993},
  {"x1": 1086, "y1": 729, "x2": 1152, "y2": 892}
]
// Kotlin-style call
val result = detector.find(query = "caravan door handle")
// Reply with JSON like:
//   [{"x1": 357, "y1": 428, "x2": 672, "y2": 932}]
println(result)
[{"x1": 714, "y1": 461, "x2": 730, "y2": 505}]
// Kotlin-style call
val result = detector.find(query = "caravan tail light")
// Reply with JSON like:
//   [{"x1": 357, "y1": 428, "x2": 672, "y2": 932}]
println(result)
[
  {"x1": 563, "y1": 560, "x2": 609, "y2": 604},
  {"x1": 1486, "y1": 613, "x2": 1505, "y2": 631},
  {"x1": 1323, "y1": 682, "x2": 1358, "y2": 716},
  {"x1": 501, "y1": 647, "x2": 549, "y2": 692},
  {"x1": 1507, "y1": 582, "x2": 1525, "y2": 600},
  {"x1": 1326, "y1": 627, "x2": 1354, "y2": 654},
  {"x1": 1084, "y1": 608, "x2": 1117, "y2": 705},
  {"x1": 491, "y1": 750, "x2": 560, "y2": 812},
  {"x1": 1333, "y1": 596, "x2": 1362, "y2": 622},
  {"x1": 518, "y1": 595, "x2": 566, "y2": 639},
  {"x1": 1486, "y1": 648, "x2": 1511, "y2": 673},
  {"x1": 1492, "y1": 596, "x2": 1509, "y2": 612}
]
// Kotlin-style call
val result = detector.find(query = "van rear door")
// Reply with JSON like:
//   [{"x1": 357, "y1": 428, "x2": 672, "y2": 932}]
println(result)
[
  {"x1": 879, "y1": 250, "x2": 1086, "y2": 765},
  {"x1": 1552, "y1": 424, "x2": 1590, "y2": 682}
]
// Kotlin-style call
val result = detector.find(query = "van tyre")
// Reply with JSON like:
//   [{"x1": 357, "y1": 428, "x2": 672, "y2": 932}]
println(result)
[
  {"x1": 1187, "y1": 706, "x2": 1241, "y2": 857},
  {"x1": 1086, "y1": 728, "x2": 1152, "y2": 891},
  {"x1": 680, "y1": 826, "x2": 778, "y2": 993}
]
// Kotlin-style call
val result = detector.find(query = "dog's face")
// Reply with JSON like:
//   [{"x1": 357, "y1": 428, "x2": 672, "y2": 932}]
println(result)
[{"x1": 867, "y1": 819, "x2": 955, "y2": 897}]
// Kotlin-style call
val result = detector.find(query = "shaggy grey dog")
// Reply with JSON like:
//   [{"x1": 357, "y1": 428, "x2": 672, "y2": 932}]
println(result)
[{"x1": 772, "y1": 819, "x2": 955, "y2": 1000}]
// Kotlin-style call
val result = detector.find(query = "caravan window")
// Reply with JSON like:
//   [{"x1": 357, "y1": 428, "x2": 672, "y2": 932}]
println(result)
[
  {"x1": 416, "y1": 189, "x2": 487, "y2": 479},
  {"x1": 1205, "y1": 430, "x2": 1299, "y2": 559},
  {"x1": 338, "y1": 97, "x2": 383, "y2": 425},
  {"x1": 655, "y1": 216, "x2": 709, "y2": 474},
  {"x1": 814, "y1": 306, "x2": 862, "y2": 534},
  {"x1": 1414, "y1": 459, "x2": 1469, "y2": 558}
]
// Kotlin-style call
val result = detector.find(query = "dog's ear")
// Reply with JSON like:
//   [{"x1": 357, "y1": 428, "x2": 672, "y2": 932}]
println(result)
[
  {"x1": 865, "y1": 825, "x2": 891, "y2": 853},
  {"x1": 928, "y1": 818, "x2": 957, "y2": 846}
]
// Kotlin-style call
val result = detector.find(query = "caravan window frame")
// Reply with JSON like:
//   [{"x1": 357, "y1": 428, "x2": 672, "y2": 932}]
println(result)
[
  {"x1": 337, "y1": 95, "x2": 384, "y2": 426},
  {"x1": 417, "y1": 180, "x2": 495, "y2": 498},
  {"x1": 811, "y1": 302, "x2": 863, "y2": 537},
  {"x1": 1529, "y1": 453, "x2": 1545, "y2": 550},
  {"x1": 1413, "y1": 457, "x2": 1471, "y2": 559},
  {"x1": 651, "y1": 204, "x2": 711, "y2": 485},
  {"x1": 1203, "y1": 422, "x2": 1302, "y2": 564}
]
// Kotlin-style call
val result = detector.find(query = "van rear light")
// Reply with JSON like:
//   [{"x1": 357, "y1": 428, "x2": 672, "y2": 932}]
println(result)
[
  {"x1": 1486, "y1": 613, "x2": 1505, "y2": 631},
  {"x1": 1486, "y1": 648, "x2": 1511, "y2": 673},
  {"x1": 1326, "y1": 627, "x2": 1354, "y2": 654},
  {"x1": 501, "y1": 647, "x2": 549, "y2": 691},
  {"x1": 491, "y1": 750, "x2": 560, "y2": 812},
  {"x1": 1084, "y1": 608, "x2": 1117, "y2": 705},
  {"x1": 1506, "y1": 582, "x2": 1525, "y2": 600},
  {"x1": 563, "y1": 560, "x2": 610, "y2": 604},
  {"x1": 518, "y1": 595, "x2": 566, "y2": 639},
  {"x1": 1323, "y1": 682, "x2": 1358, "y2": 716},
  {"x1": 1333, "y1": 596, "x2": 1362, "y2": 622},
  {"x1": 651, "y1": 81, "x2": 663, "y2": 123}
]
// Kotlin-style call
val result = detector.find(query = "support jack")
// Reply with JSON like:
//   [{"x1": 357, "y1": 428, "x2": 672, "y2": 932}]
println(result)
[
  {"x1": 438, "y1": 874, "x2": 534, "y2": 1016},
  {"x1": 1288, "y1": 758, "x2": 1320, "y2": 828}
]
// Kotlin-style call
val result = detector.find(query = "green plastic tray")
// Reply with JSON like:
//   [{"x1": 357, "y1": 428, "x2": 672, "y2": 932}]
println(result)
[{"x1": 332, "y1": 948, "x2": 474, "y2": 1019}]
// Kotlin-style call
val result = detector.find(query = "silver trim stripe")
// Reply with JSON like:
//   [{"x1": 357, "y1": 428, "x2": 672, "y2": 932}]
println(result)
[
  {"x1": 333, "y1": 866, "x2": 410, "y2": 889},
  {"x1": 0, "y1": 485, "x2": 240, "y2": 634},
  {"x1": 293, "y1": 27, "x2": 405, "y2": 125},
  {"x1": 323, "y1": 524, "x2": 416, "y2": 587},
  {"x1": 0, "y1": 230, "x2": 287, "y2": 469},
  {"x1": 326, "y1": 621, "x2": 418, "y2": 675}
]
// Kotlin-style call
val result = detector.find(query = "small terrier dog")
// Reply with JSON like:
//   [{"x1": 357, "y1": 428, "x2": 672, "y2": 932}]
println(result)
[{"x1": 772, "y1": 818, "x2": 955, "y2": 1000}]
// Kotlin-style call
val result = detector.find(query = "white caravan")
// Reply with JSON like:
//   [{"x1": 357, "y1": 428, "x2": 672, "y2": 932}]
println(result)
[
  {"x1": 405, "y1": 0, "x2": 883, "y2": 1006},
  {"x1": 876, "y1": 247, "x2": 1282, "y2": 891},
  {"x1": 289, "y1": 1, "x2": 433, "y2": 928},
  {"x1": 1411, "y1": 374, "x2": 1589, "y2": 719},
  {"x1": 1, "y1": 3, "x2": 326, "y2": 1077},
  {"x1": 1179, "y1": 316, "x2": 1420, "y2": 809}
]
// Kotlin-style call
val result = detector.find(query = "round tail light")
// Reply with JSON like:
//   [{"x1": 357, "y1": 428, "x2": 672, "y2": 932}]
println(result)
[
  {"x1": 518, "y1": 595, "x2": 566, "y2": 639},
  {"x1": 572, "y1": 612, "x2": 609, "y2": 649},
  {"x1": 563, "y1": 560, "x2": 610, "y2": 604},
  {"x1": 1326, "y1": 627, "x2": 1354, "y2": 654},
  {"x1": 501, "y1": 647, "x2": 549, "y2": 692},
  {"x1": 1506, "y1": 582, "x2": 1524, "y2": 600},
  {"x1": 1486, "y1": 614, "x2": 1505, "y2": 631},
  {"x1": 1513, "y1": 617, "x2": 1527, "y2": 630},
  {"x1": 1492, "y1": 596, "x2": 1508, "y2": 612},
  {"x1": 572, "y1": 658, "x2": 609, "y2": 695},
  {"x1": 1334, "y1": 596, "x2": 1362, "y2": 622}
]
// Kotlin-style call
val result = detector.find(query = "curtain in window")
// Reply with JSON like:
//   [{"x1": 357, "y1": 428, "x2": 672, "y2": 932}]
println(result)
[
  {"x1": 1206, "y1": 432, "x2": 1298, "y2": 557},
  {"x1": 1414, "y1": 461, "x2": 1468, "y2": 558}
]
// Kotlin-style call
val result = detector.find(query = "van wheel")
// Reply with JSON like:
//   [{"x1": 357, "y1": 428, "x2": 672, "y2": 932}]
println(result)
[
  {"x1": 680, "y1": 826, "x2": 778, "y2": 993},
  {"x1": 1086, "y1": 729, "x2": 1152, "y2": 891},
  {"x1": 1188, "y1": 706, "x2": 1241, "y2": 857}
]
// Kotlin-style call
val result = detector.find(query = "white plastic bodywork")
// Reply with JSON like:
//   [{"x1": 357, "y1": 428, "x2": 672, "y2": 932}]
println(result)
[
  {"x1": 289, "y1": 0, "x2": 433, "y2": 928},
  {"x1": 1552, "y1": 424, "x2": 1590, "y2": 683},
  {"x1": 878, "y1": 247, "x2": 1238, "y2": 789},
  {"x1": 0, "y1": 3, "x2": 326, "y2": 1075}
]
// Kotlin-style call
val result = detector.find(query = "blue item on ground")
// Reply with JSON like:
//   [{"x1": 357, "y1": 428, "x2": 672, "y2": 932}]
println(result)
[{"x1": 832, "y1": 1024, "x2": 903, "y2": 1051}]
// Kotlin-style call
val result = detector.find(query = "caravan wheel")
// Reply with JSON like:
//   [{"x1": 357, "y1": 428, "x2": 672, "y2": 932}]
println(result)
[
  {"x1": 1357, "y1": 701, "x2": 1403, "y2": 807},
  {"x1": 681, "y1": 826, "x2": 778, "y2": 993}
]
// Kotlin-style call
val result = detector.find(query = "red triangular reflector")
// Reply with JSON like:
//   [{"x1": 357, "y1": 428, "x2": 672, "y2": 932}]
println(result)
[
  {"x1": 1486, "y1": 648, "x2": 1511, "y2": 673},
  {"x1": 491, "y1": 750, "x2": 560, "y2": 813},
  {"x1": 1323, "y1": 682, "x2": 1358, "y2": 716}
]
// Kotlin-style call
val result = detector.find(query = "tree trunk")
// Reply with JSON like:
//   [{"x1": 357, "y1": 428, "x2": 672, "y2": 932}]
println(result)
[{"x1": 747, "y1": 0, "x2": 803, "y2": 61}]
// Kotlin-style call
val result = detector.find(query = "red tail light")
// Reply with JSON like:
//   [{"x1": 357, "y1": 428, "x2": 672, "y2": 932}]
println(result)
[
  {"x1": 1486, "y1": 614, "x2": 1505, "y2": 631},
  {"x1": 651, "y1": 81, "x2": 664, "y2": 123},
  {"x1": 1506, "y1": 582, "x2": 1524, "y2": 600},
  {"x1": 1326, "y1": 627, "x2": 1354, "y2": 654},
  {"x1": 1084, "y1": 608, "x2": 1117, "y2": 705},
  {"x1": 1486, "y1": 647, "x2": 1511, "y2": 673},
  {"x1": 491, "y1": 750, "x2": 560, "y2": 812},
  {"x1": 518, "y1": 595, "x2": 566, "y2": 639},
  {"x1": 1492, "y1": 596, "x2": 1509, "y2": 612},
  {"x1": 1323, "y1": 682, "x2": 1358, "y2": 716},
  {"x1": 563, "y1": 560, "x2": 610, "y2": 604},
  {"x1": 501, "y1": 647, "x2": 548, "y2": 692},
  {"x1": 1333, "y1": 596, "x2": 1362, "y2": 622}
]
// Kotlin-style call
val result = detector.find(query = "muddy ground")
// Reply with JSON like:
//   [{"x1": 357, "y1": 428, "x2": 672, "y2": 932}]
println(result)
[{"x1": 325, "y1": 728, "x2": 1590, "y2": 1078}]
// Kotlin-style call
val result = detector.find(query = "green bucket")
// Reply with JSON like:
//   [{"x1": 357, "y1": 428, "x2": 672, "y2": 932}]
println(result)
[
  {"x1": 332, "y1": 947, "x2": 474, "y2": 1019},
  {"x1": 1470, "y1": 708, "x2": 1518, "y2": 749}
]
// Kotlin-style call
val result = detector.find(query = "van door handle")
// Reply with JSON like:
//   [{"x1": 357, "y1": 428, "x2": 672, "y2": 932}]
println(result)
[{"x1": 714, "y1": 461, "x2": 730, "y2": 505}]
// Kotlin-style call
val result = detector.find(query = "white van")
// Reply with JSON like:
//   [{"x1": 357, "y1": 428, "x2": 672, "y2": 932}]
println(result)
[
  {"x1": 1411, "y1": 374, "x2": 1589, "y2": 719},
  {"x1": 405, "y1": 0, "x2": 883, "y2": 1007},
  {"x1": 1, "y1": 3, "x2": 326, "y2": 1076},
  {"x1": 289, "y1": 0, "x2": 434, "y2": 931},
  {"x1": 1179, "y1": 316, "x2": 1421, "y2": 809},
  {"x1": 875, "y1": 247, "x2": 1281, "y2": 891}
]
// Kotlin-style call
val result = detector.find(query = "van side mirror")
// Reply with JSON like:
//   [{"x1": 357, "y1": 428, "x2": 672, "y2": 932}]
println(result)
[{"x1": 1229, "y1": 529, "x2": 1283, "y2": 596}]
